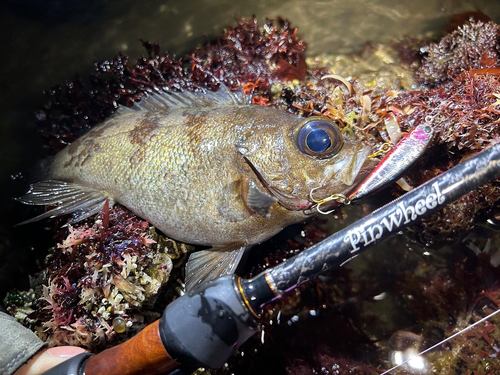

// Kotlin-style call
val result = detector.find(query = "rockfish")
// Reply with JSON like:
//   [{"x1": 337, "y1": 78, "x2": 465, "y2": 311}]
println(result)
[{"x1": 20, "y1": 86, "x2": 373, "y2": 291}]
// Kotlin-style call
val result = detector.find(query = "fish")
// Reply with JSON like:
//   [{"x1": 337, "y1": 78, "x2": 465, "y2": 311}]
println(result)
[
  {"x1": 19, "y1": 85, "x2": 373, "y2": 291},
  {"x1": 348, "y1": 122, "x2": 434, "y2": 201}
]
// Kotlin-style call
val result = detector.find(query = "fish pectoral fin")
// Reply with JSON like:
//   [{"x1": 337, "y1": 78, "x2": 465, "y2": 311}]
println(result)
[
  {"x1": 16, "y1": 180, "x2": 113, "y2": 225},
  {"x1": 185, "y1": 244, "x2": 247, "y2": 292},
  {"x1": 242, "y1": 179, "x2": 276, "y2": 217}
]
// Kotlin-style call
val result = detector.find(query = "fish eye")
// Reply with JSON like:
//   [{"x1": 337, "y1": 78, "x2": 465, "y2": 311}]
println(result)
[{"x1": 296, "y1": 117, "x2": 343, "y2": 159}]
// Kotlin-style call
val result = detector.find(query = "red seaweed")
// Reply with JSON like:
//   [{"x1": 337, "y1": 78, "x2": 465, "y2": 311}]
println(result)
[
  {"x1": 416, "y1": 20, "x2": 500, "y2": 86},
  {"x1": 6, "y1": 206, "x2": 175, "y2": 351}
]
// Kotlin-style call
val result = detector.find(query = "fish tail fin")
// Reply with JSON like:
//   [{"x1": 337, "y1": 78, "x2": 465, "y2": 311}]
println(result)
[
  {"x1": 16, "y1": 180, "x2": 113, "y2": 225},
  {"x1": 185, "y1": 244, "x2": 247, "y2": 292}
]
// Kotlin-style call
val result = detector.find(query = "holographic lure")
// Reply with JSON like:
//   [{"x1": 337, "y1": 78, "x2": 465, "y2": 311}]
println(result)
[{"x1": 348, "y1": 122, "x2": 434, "y2": 201}]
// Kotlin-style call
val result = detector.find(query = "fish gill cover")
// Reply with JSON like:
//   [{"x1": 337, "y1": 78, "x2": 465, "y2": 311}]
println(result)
[{"x1": 5, "y1": 14, "x2": 500, "y2": 374}]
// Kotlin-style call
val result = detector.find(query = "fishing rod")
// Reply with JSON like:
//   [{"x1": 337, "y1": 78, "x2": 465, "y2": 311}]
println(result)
[{"x1": 44, "y1": 142, "x2": 500, "y2": 375}]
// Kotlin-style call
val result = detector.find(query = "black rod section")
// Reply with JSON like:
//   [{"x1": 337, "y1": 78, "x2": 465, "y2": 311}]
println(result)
[{"x1": 245, "y1": 142, "x2": 500, "y2": 302}]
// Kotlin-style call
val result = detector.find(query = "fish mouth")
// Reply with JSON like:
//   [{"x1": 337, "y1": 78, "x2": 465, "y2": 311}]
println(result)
[
  {"x1": 311, "y1": 158, "x2": 378, "y2": 212},
  {"x1": 304, "y1": 144, "x2": 377, "y2": 211}
]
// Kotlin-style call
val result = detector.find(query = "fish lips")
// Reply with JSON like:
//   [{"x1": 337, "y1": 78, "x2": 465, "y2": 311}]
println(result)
[
  {"x1": 308, "y1": 144, "x2": 377, "y2": 210},
  {"x1": 314, "y1": 158, "x2": 378, "y2": 212}
]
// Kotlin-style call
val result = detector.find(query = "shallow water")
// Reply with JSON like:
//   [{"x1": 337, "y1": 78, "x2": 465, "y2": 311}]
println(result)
[{"x1": 2, "y1": 1, "x2": 500, "y2": 373}]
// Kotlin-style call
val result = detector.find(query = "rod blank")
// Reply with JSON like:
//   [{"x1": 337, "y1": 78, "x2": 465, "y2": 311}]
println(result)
[{"x1": 262, "y1": 143, "x2": 500, "y2": 295}]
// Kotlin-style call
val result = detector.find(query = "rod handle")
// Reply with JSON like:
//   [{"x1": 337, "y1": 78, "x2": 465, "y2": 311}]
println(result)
[{"x1": 84, "y1": 320, "x2": 179, "y2": 375}]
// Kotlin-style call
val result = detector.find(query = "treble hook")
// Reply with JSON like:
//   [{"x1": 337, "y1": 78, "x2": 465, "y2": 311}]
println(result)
[{"x1": 305, "y1": 187, "x2": 351, "y2": 215}]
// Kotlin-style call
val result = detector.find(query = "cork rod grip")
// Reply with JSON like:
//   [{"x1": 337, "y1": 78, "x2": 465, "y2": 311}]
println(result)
[{"x1": 84, "y1": 320, "x2": 180, "y2": 375}]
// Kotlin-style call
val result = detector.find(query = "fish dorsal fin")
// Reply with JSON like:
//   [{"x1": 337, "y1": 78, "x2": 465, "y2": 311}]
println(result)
[{"x1": 115, "y1": 84, "x2": 250, "y2": 116}]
